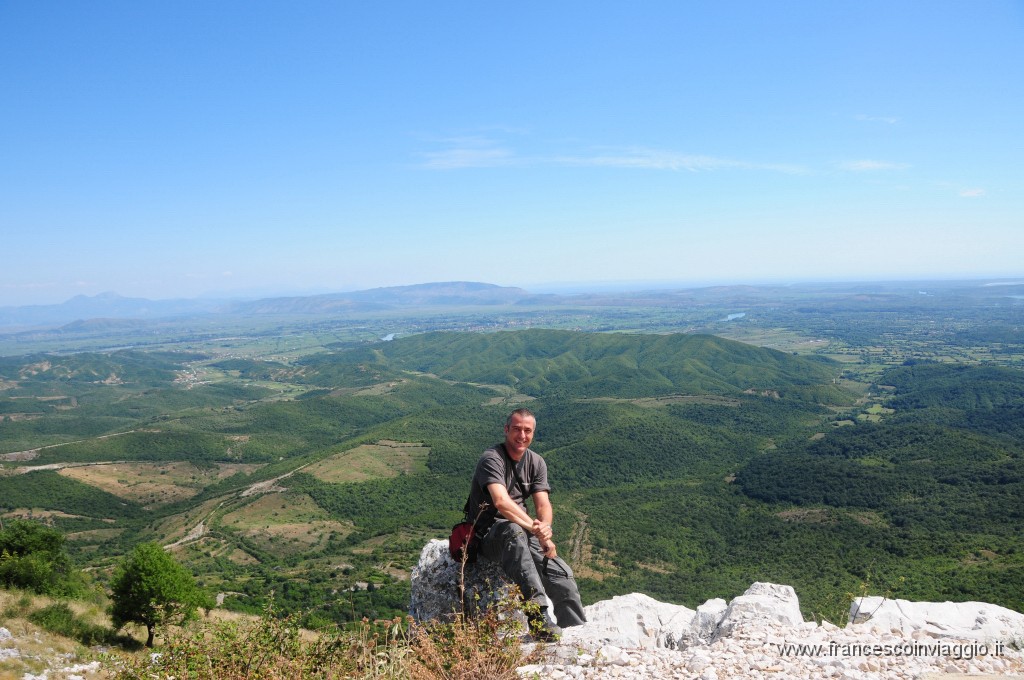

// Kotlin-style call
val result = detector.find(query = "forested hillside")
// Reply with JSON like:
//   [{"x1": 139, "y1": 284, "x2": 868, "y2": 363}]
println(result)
[
  {"x1": 1, "y1": 330, "x2": 1021, "y2": 626},
  {"x1": 308, "y1": 329, "x2": 851, "y2": 402}
]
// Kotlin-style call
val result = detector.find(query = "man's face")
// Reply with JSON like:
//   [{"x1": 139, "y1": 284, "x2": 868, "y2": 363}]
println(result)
[{"x1": 504, "y1": 413, "x2": 536, "y2": 458}]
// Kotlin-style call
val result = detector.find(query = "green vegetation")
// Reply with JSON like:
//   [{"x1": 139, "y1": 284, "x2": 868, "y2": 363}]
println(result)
[
  {"x1": 107, "y1": 605, "x2": 535, "y2": 680},
  {"x1": 0, "y1": 471, "x2": 145, "y2": 521},
  {"x1": 27, "y1": 601, "x2": 126, "y2": 646},
  {"x1": 734, "y1": 362, "x2": 1024, "y2": 612},
  {"x1": 110, "y1": 542, "x2": 210, "y2": 646},
  {"x1": 1, "y1": 284, "x2": 1023, "y2": 628},
  {"x1": 0, "y1": 520, "x2": 82, "y2": 595}
]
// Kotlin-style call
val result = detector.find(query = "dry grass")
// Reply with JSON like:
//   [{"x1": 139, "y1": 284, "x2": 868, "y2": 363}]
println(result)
[
  {"x1": 220, "y1": 492, "x2": 353, "y2": 556},
  {"x1": 2, "y1": 587, "x2": 536, "y2": 680},
  {"x1": 58, "y1": 462, "x2": 263, "y2": 509},
  {"x1": 306, "y1": 442, "x2": 429, "y2": 484},
  {"x1": 0, "y1": 589, "x2": 116, "y2": 680},
  {"x1": 107, "y1": 602, "x2": 536, "y2": 680}
]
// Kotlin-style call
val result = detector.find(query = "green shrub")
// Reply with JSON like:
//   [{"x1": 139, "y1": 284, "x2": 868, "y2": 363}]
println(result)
[{"x1": 28, "y1": 602, "x2": 118, "y2": 646}]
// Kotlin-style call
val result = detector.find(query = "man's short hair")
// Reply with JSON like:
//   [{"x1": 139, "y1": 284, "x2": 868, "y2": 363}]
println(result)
[{"x1": 506, "y1": 407, "x2": 535, "y2": 426}]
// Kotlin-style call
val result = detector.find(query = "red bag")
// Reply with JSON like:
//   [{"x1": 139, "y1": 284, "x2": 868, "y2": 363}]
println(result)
[{"x1": 448, "y1": 521, "x2": 477, "y2": 563}]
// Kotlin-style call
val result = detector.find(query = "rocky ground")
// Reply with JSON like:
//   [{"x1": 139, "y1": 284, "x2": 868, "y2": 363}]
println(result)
[
  {"x1": 411, "y1": 540, "x2": 1024, "y2": 680},
  {"x1": 522, "y1": 619, "x2": 1024, "y2": 679},
  {"x1": 0, "y1": 626, "x2": 104, "y2": 680}
]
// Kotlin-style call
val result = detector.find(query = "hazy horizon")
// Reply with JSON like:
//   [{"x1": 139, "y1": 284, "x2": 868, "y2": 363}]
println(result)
[
  {"x1": 5, "y1": 274, "x2": 1024, "y2": 310},
  {"x1": 3, "y1": 2, "x2": 1022, "y2": 307}
]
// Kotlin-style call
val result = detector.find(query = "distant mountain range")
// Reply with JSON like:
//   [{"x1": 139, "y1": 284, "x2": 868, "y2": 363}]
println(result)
[
  {"x1": 1, "y1": 279, "x2": 1021, "y2": 331},
  {"x1": 0, "y1": 282, "x2": 547, "y2": 330},
  {"x1": 228, "y1": 281, "x2": 551, "y2": 315},
  {"x1": 0, "y1": 292, "x2": 224, "y2": 329}
]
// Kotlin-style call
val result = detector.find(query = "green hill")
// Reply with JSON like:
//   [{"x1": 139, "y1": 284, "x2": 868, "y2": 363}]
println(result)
[
  {"x1": 304, "y1": 329, "x2": 851, "y2": 401},
  {"x1": 3, "y1": 331, "x2": 1021, "y2": 626}
]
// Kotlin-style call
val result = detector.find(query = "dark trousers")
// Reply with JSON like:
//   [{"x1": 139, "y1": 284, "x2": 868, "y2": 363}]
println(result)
[{"x1": 478, "y1": 519, "x2": 587, "y2": 627}]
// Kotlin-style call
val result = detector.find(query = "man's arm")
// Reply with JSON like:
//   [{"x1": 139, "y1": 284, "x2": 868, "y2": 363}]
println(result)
[
  {"x1": 532, "y1": 491, "x2": 558, "y2": 558},
  {"x1": 533, "y1": 490, "x2": 553, "y2": 526},
  {"x1": 486, "y1": 484, "x2": 558, "y2": 557},
  {"x1": 487, "y1": 483, "x2": 554, "y2": 545},
  {"x1": 487, "y1": 482, "x2": 536, "y2": 531}
]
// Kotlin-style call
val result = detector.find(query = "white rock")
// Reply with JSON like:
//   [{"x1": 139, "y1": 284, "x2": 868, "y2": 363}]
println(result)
[
  {"x1": 689, "y1": 598, "x2": 728, "y2": 644},
  {"x1": 410, "y1": 539, "x2": 532, "y2": 623},
  {"x1": 594, "y1": 593, "x2": 695, "y2": 647},
  {"x1": 849, "y1": 596, "x2": 1024, "y2": 643},
  {"x1": 714, "y1": 582, "x2": 803, "y2": 639},
  {"x1": 517, "y1": 663, "x2": 545, "y2": 677},
  {"x1": 561, "y1": 593, "x2": 695, "y2": 650},
  {"x1": 686, "y1": 654, "x2": 710, "y2": 672},
  {"x1": 597, "y1": 644, "x2": 632, "y2": 666}
]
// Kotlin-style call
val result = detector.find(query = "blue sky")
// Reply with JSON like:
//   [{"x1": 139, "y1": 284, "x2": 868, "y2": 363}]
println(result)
[{"x1": 2, "y1": 1, "x2": 1022, "y2": 305}]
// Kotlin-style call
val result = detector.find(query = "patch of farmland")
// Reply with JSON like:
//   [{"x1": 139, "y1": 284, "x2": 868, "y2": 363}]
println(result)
[
  {"x1": 306, "y1": 441, "x2": 429, "y2": 484},
  {"x1": 221, "y1": 491, "x2": 330, "y2": 529},
  {"x1": 219, "y1": 492, "x2": 354, "y2": 557},
  {"x1": 57, "y1": 462, "x2": 263, "y2": 508}
]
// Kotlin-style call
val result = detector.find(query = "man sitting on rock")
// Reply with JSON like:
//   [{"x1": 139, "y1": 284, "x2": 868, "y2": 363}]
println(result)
[{"x1": 465, "y1": 408, "x2": 587, "y2": 639}]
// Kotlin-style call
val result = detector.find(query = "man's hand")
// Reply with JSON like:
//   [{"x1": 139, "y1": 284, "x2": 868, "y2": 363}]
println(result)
[
  {"x1": 532, "y1": 519, "x2": 552, "y2": 541},
  {"x1": 539, "y1": 537, "x2": 558, "y2": 559}
]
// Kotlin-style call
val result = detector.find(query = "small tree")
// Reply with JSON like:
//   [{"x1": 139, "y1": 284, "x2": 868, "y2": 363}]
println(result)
[{"x1": 109, "y1": 543, "x2": 206, "y2": 647}]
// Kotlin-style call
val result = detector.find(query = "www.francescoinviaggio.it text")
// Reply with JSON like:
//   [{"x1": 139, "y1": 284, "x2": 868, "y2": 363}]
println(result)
[{"x1": 775, "y1": 640, "x2": 1006, "y2": 661}]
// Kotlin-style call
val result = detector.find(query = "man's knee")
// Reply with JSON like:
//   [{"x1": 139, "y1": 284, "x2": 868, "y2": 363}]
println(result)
[{"x1": 545, "y1": 558, "x2": 574, "y2": 580}]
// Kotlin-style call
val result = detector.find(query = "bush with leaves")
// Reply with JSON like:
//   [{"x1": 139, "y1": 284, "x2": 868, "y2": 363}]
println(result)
[{"x1": 0, "y1": 519, "x2": 80, "y2": 595}]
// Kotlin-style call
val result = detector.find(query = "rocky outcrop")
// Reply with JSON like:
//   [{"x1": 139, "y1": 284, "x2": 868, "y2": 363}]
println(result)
[
  {"x1": 712, "y1": 582, "x2": 804, "y2": 640},
  {"x1": 850, "y1": 596, "x2": 1024, "y2": 643},
  {"x1": 570, "y1": 593, "x2": 695, "y2": 649},
  {"x1": 410, "y1": 538, "x2": 527, "y2": 623},
  {"x1": 529, "y1": 585, "x2": 1024, "y2": 679},
  {"x1": 411, "y1": 539, "x2": 1024, "y2": 679}
]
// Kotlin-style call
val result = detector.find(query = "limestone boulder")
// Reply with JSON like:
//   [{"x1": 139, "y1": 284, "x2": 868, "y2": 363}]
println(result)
[
  {"x1": 561, "y1": 592, "x2": 696, "y2": 649},
  {"x1": 688, "y1": 597, "x2": 729, "y2": 644},
  {"x1": 850, "y1": 596, "x2": 1024, "y2": 644},
  {"x1": 713, "y1": 582, "x2": 804, "y2": 639},
  {"x1": 409, "y1": 539, "x2": 519, "y2": 623}
]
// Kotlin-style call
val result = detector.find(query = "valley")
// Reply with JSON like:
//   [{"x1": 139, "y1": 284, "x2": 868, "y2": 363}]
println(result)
[{"x1": 1, "y1": 280, "x2": 1022, "y2": 627}]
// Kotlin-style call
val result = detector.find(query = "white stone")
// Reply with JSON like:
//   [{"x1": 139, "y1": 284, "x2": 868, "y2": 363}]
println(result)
[
  {"x1": 849, "y1": 596, "x2": 1024, "y2": 643},
  {"x1": 411, "y1": 538, "x2": 529, "y2": 623},
  {"x1": 597, "y1": 644, "x2": 632, "y2": 666},
  {"x1": 686, "y1": 655, "x2": 710, "y2": 672},
  {"x1": 517, "y1": 664, "x2": 545, "y2": 677},
  {"x1": 689, "y1": 597, "x2": 728, "y2": 644},
  {"x1": 714, "y1": 582, "x2": 803, "y2": 639},
  {"x1": 560, "y1": 592, "x2": 695, "y2": 650}
]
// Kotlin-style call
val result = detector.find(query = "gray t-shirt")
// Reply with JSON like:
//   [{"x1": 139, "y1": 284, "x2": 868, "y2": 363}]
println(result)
[{"x1": 467, "y1": 443, "x2": 550, "y2": 532}]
